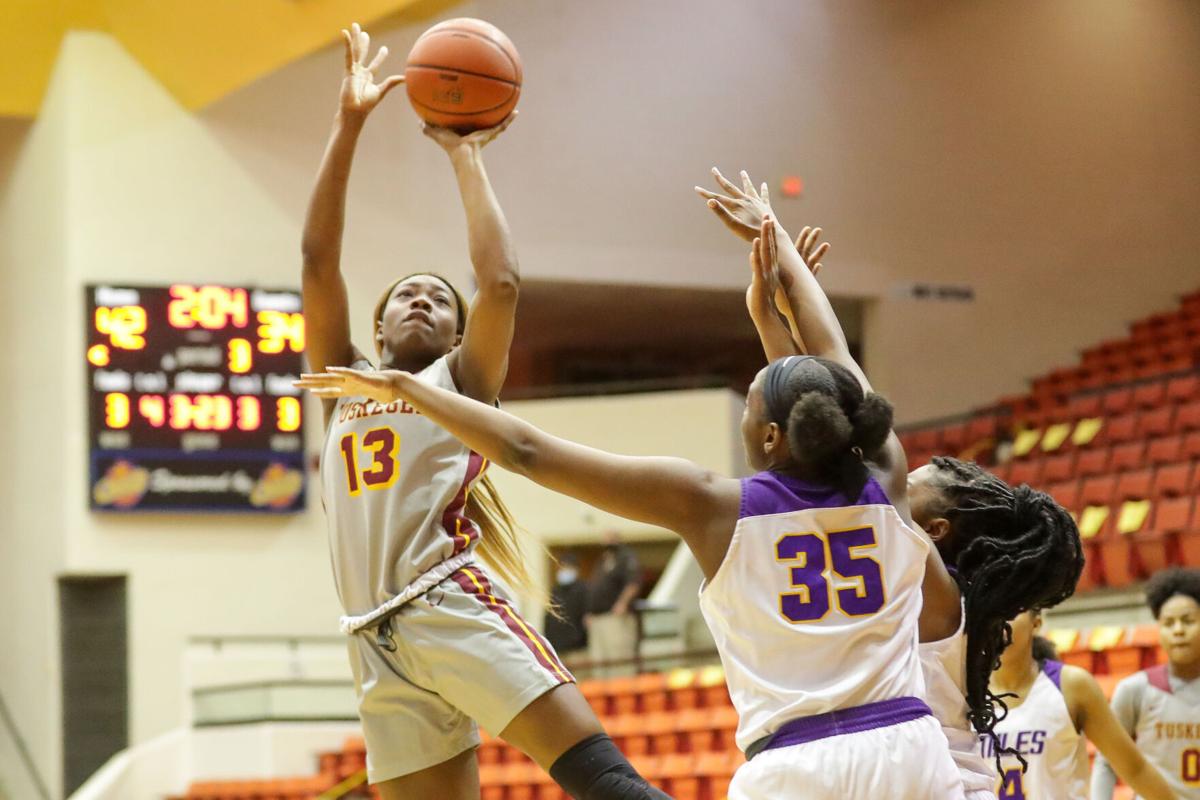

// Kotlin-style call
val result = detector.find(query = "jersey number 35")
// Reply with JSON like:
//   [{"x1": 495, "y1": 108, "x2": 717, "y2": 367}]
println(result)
[{"x1": 776, "y1": 526, "x2": 886, "y2": 623}]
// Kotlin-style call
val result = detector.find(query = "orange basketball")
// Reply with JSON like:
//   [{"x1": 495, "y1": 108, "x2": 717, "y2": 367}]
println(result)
[{"x1": 405, "y1": 18, "x2": 522, "y2": 133}]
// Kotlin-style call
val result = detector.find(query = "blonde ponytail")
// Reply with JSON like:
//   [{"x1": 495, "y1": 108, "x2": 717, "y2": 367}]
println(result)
[{"x1": 467, "y1": 474, "x2": 557, "y2": 614}]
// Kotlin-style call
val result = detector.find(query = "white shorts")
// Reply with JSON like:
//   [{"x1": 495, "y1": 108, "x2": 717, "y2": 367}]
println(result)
[
  {"x1": 347, "y1": 565, "x2": 573, "y2": 783},
  {"x1": 729, "y1": 714, "x2": 966, "y2": 800}
]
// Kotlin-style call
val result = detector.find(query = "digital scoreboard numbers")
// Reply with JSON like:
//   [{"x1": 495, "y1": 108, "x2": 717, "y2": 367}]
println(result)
[{"x1": 87, "y1": 284, "x2": 307, "y2": 512}]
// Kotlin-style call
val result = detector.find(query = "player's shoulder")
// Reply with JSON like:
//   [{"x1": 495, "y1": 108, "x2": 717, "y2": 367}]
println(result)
[{"x1": 1057, "y1": 661, "x2": 1102, "y2": 698}]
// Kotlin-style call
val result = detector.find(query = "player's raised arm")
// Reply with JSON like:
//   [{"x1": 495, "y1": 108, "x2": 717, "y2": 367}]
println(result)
[
  {"x1": 424, "y1": 116, "x2": 521, "y2": 405},
  {"x1": 295, "y1": 367, "x2": 742, "y2": 577},
  {"x1": 301, "y1": 23, "x2": 404, "y2": 383}
]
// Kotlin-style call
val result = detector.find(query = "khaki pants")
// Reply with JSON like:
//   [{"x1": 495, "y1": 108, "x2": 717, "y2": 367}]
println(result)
[{"x1": 587, "y1": 612, "x2": 638, "y2": 677}]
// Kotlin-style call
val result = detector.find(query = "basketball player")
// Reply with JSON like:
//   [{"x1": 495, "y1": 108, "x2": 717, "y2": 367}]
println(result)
[
  {"x1": 698, "y1": 169, "x2": 1085, "y2": 799},
  {"x1": 301, "y1": 24, "x2": 668, "y2": 800},
  {"x1": 296, "y1": 229, "x2": 967, "y2": 797},
  {"x1": 1092, "y1": 567, "x2": 1200, "y2": 799},
  {"x1": 987, "y1": 610, "x2": 1174, "y2": 799}
]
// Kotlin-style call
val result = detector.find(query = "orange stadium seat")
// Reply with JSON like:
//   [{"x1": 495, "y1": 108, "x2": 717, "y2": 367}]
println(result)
[
  {"x1": 1109, "y1": 442, "x2": 1146, "y2": 472},
  {"x1": 1167, "y1": 374, "x2": 1200, "y2": 403},
  {"x1": 1041, "y1": 450, "x2": 1080, "y2": 482},
  {"x1": 1138, "y1": 406, "x2": 1175, "y2": 438},
  {"x1": 1176, "y1": 402, "x2": 1200, "y2": 433},
  {"x1": 634, "y1": 671, "x2": 671, "y2": 712},
  {"x1": 1133, "y1": 381, "x2": 1167, "y2": 409},
  {"x1": 1073, "y1": 448, "x2": 1108, "y2": 478}
]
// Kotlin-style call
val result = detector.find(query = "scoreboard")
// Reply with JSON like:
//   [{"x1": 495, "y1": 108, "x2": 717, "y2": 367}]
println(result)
[{"x1": 87, "y1": 284, "x2": 307, "y2": 512}]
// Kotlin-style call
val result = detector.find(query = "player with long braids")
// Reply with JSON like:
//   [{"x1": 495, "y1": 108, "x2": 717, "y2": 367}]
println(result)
[
  {"x1": 696, "y1": 169, "x2": 1088, "y2": 798},
  {"x1": 298, "y1": 214, "x2": 966, "y2": 795},
  {"x1": 301, "y1": 23, "x2": 668, "y2": 800}
]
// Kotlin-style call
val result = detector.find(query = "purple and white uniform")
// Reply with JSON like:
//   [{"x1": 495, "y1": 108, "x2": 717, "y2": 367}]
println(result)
[
  {"x1": 982, "y1": 660, "x2": 1088, "y2": 800},
  {"x1": 699, "y1": 471, "x2": 964, "y2": 799}
]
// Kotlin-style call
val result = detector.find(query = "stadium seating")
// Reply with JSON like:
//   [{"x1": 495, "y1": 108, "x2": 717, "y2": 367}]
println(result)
[
  {"x1": 174, "y1": 617, "x2": 1170, "y2": 799},
  {"x1": 176, "y1": 289, "x2": 1200, "y2": 800},
  {"x1": 898, "y1": 288, "x2": 1200, "y2": 591}
]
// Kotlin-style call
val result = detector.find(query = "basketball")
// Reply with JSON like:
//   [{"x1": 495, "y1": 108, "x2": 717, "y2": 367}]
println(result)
[{"x1": 404, "y1": 18, "x2": 522, "y2": 133}]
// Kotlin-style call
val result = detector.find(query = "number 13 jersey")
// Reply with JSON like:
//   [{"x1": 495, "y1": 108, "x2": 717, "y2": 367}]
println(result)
[
  {"x1": 698, "y1": 470, "x2": 930, "y2": 752},
  {"x1": 320, "y1": 356, "x2": 488, "y2": 619}
]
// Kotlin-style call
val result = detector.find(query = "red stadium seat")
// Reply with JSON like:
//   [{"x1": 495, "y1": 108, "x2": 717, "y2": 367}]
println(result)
[
  {"x1": 1115, "y1": 469, "x2": 1153, "y2": 502},
  {"x1": 1103, "y1": 388, "x2": 1135, "y2": 415},
  {"x1": 1096, "y1": 413, "x2": 1139, "y2": 447},
  {"x1": 1176, "y1": 401, "x2": 1200, "y2": 433},
  {"x1": 1043, "y1": 453, "x2": 1078, "y2": 483},
  {"x1": 1134, "y1": 499, "x2": 1188, "y2": 576},
  {"x1": 1047, "y1": 480, "x2": 1082, "y2": 513},
  {"x1": 1133, "y1": 381, "x2": 1167, "y2": 409},
  {"x1": 1177, "y1": 502, "x2": 1200, "y2": 569},
  {"x1": 1081, "y1": 475, "x2": 1118, "y2": 506},
  {"x1": 1108, "y1": 442, "x2": 1145, "y2": 473},
  {"x1": 1167, "y1": 374, "x2": 1200, "y2": 403},
  {"x1": 1073, "y1": 448, "x2": 1109, "y2": 479},
  {"x1": 1185, "y1": 431, "x2": 1200, "y2": 460},
  {"x1": 634, "y1": 672, "x2": 671, "y2": 712},
  {"x1": 1146, "y1": 436, "x2": 1184, "y2": 467},
  {"x1": 941, "y1": 422, "x2": 969, "y2": 454},
  {"x1": 1007, "y1": 459, "x2": 1043, "y2": 486},
  {"x1": 1137, "y1": 406, "x2": 1175, "y2": 438},
  {"x1": 1068, "y1": 393, "x2": 1103, "y2": 420},
  {"x1": 1153, "y1": 462, "x2": 1193, "y2": 498}
]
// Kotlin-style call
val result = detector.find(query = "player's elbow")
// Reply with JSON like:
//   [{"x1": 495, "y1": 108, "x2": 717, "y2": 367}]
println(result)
[
  {"x1": 479, "y1": 267, "x2": 520, "y2": 303},
  {"x1": 501, "y1": 429, "x2": 539, "y2": 477}
]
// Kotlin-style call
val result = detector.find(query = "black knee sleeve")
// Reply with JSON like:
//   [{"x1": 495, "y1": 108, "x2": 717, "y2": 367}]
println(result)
[{"x1": 549, "y1": 734, "x2": 673, "y2": 800}]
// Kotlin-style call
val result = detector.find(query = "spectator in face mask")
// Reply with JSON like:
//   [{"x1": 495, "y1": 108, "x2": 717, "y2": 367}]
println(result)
[
  {"x1": 586, "y1": 532, "x2": 642, "y2": 676},
  {"x1": 544, "y1": 553, "x2": 589, "y2": 665}
]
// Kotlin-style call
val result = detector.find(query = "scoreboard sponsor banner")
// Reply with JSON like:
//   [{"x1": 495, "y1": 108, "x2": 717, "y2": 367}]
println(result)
[{"x1": 86, "y1": 284, "x2": 307, "y2": 513}]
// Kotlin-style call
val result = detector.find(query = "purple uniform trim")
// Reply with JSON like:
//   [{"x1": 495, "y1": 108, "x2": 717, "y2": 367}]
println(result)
[
  {"x1": 1042, "y1": 659, "x2": 1064, "y2": 690},
  {"x1": 749, "y1": 696, "x2": 932, "y2": 759},
  {"x1": 739, "y1": 470, "x2": 892, "y2": 520}
]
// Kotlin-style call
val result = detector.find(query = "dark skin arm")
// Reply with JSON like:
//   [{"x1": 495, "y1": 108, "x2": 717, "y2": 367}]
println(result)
[
  {"x1": 422, "y1": 117, "x2": 521, "y2": 404},
  {"x1": 295, "y1": 367, "x2": 743, "y2": 578},
  {"x1": 700, "y1": 170, "x2": 960, "y2": 641},
  {"x1": 1062, "y1": 666, "x2": 1177, "y2": 800},
  {"x1": 301, "y1": 24, "x2": 404, "y2": 422}
]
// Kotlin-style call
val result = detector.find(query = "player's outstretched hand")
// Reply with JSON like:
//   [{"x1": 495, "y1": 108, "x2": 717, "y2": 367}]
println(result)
[
  {"x1": 696, "y1": 167, "x2": 775, "y2": 243},
  {"x1": 295, "y1": 366, "x2": 407, "y2": 405},
  {"x1": 339, "y1": 22, "x2": 405, "y2": 118},
  {"x1": 793, "y1": 225, "x2": 831, "y2": 277},
  {"x1": 422, "y1": 111, "x2": 518, "y2": 154},
  {"x1": 746, "y1": 215, "x2": 783, "y2": 318}
]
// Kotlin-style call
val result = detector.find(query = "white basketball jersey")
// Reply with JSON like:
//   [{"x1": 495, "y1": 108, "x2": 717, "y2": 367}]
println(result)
[
  {"x1": 983, "y1": 660, "x2": 1088, "y2": 800},
  {"x1": 920, "y1": 616, "x2": 1000, "y2": 795},
  {"x1": 699, "y1": 471, "x2": 930, "y2": 752},
  {"x1": 1127, "y1": 666, "x2": 1200, "y2": 798},
  {"x1": 320, "y1": 356, "x2": 487, "y2": 617}
]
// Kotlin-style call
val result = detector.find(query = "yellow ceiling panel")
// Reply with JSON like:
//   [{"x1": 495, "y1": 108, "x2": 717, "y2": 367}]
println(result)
[{"x1": 0, "y1": 0, "x2": 455, "y2": 117}]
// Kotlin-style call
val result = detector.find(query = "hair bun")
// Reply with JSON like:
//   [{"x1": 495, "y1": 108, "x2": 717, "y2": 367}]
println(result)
[
  {"x1": 850, "y1": 392, "x2": 894, "y2": 458},
  {"x1": 787, "y1": 392, "x2": 853, "y2": 468}
]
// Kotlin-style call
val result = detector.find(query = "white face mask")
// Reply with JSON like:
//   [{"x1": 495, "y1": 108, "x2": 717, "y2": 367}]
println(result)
[{"x1": 557, "y1": 567, "x2": 578, "y2": 584}]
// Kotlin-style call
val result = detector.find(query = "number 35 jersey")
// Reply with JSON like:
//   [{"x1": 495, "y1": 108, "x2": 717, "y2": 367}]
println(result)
[
  {"x1": 320, "y1": 356, "x2": 488, "y2": 618},
  {"x1": 698, "y1": 470, "x2": 930, "y2": 752}
]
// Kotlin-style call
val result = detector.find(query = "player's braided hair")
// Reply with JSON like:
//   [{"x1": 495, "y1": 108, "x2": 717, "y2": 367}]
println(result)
[
  {"x1": 768, "y1": 357, "x2": 894, "y2": 500},
  {"x1": 1144, "y1": 567, "x2": 1200, "y2": 617},
  {"x1": 928, "y1": 456, "x2": 1084, "y2": 771}
]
